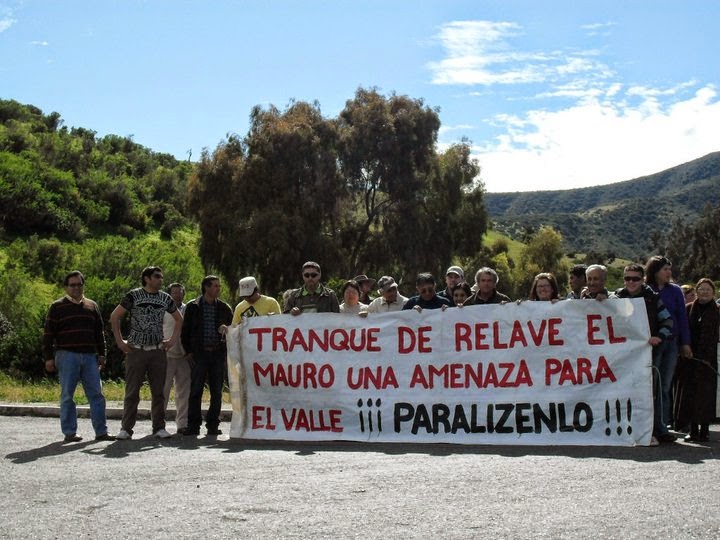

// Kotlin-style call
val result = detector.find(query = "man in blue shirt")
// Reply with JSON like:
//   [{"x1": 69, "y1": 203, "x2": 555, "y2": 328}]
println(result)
[{"x1": 402, "y1": 273, "x2": 452, "y2": 311}]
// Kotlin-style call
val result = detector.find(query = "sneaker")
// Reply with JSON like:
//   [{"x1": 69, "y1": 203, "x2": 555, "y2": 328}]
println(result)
[
  {"x1": 63, "y1": 434, "x2": 83, "y2": 443},
  {"x1": 649, "y1": 436, "x2": 659, "y2": 446},
  {"x1": 155, "y1": 428, "x2": 172, "y2": 439},
  {"x1": 95, "y1": 433, "x2": 116, "y2": 441},
  {"x1": 207, "y1": 428, "x2": 222, "y2": 436},
  {"x1": 116, "y1": 429, "x2": 132, "y2": 440}
]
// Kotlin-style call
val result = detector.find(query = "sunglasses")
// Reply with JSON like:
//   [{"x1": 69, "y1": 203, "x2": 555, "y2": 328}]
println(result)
[
  {"x1": 623, "y1": 276, "x2": 642, "y2": 282},
  {"x1": 303, "y1": 273, "x2": 319, "y2": 278}
]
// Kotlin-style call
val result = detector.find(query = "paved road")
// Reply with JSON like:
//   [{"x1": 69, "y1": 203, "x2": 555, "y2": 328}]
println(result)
[{"x1": 1, "y1": 412, "x2": 719, "y2": 539}]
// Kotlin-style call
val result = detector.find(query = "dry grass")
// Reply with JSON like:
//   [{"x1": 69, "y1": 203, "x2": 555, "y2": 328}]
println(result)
[{"x1": 0, "y1": 372, "x2": 229, "y2": 404}]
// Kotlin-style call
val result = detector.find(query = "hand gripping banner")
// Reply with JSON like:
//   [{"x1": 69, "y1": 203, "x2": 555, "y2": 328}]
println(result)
[{"x1": 227, "y1": 298, "x2": 653, "y2": 446}]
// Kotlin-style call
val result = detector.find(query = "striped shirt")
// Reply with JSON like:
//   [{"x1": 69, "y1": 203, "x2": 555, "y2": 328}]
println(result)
[{"x1": 43, "y1": 297, "x2": 106, "y2": 360}]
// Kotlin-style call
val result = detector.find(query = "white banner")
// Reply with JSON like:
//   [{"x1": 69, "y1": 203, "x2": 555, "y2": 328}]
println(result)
[{"x1": 227, "y1": 298, "x2": 654, "y2": 446}]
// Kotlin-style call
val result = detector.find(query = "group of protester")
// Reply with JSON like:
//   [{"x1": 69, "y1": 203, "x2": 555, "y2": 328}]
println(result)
[{"x1": 42, "y1": 256, "x2": 718, "y2": 446}]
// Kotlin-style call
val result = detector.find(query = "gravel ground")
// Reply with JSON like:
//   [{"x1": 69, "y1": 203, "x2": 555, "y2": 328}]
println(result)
[{"x1": 1, "y1": 414, "x2": 719, "y2": 539}]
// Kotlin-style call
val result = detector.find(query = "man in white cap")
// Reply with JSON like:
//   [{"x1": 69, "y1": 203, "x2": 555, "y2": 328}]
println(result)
[
  {"x1": 366, "y1": 276, "x2": 408, "y2": 313},
  {"x1": 438, "y1": 266, "x2": 465, "y2": 306},
  {"x1": 232, "y1": 276, "x2": 281, "y2": 323}
]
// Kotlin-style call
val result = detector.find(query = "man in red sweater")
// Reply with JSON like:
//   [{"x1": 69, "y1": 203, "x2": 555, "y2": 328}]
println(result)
[{"x1": 43, "y1": 271, "x2": 114, "y2": 442}]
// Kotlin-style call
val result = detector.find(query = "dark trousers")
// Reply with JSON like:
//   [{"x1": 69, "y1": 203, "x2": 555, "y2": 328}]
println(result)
[{"x1": 187, "y1": 350, "x2": 225, "y2": 430}]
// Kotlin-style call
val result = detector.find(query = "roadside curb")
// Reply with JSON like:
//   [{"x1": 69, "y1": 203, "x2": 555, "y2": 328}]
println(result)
[{"x1": 0, "y1": 403, "x2": 233, "y2": 421}]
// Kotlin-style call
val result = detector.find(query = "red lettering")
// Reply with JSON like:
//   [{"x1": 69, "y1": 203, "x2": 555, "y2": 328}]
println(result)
[
  {"x1": 595, "y1": 355, "x2": 617, "y2": 383},
  {"x1": 587, "y1": 314, "x2": 604, "y2": 345},
  {"x1": 607, "y1": 317, "x2": 627, "y2": 344},
  {"x1": 248, "y1": 327, "x2": 271, "y2": 351},
  {"x1": 548, "y1": 318, "x2": 564, "y2": 346},
  {"x1": 493, "y1": 322, "x2": 508, "y2": 349},
  {"x1": 455, "y1": 323, "x2": 471, "y2": 351}
]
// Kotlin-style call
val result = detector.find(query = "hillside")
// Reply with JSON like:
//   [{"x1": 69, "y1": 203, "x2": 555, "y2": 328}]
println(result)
[{"x1": 485, "y1": 152, "x2": 720, "y2": 259}]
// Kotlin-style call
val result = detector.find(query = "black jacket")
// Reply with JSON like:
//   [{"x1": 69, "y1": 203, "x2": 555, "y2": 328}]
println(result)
[{"x1": 181, "y1": 296, "x2": 233, "y2": 355}]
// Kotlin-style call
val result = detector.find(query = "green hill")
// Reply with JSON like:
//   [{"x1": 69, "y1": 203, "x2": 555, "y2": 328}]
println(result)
[{"x1": 484, "y1": 152, "x2": 720, "y2": 259}]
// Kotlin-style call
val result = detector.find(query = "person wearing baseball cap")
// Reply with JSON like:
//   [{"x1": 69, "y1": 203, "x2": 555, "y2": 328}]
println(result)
[
  {"x1": 231, "y1": 276, "x2": 281, "y2": 323},
  {"x1": 367, "y1": 276, "x2": 408, "y2": 313},
  {"x1": 438, "y1": 266, "x2": 465, "y2": 306}
]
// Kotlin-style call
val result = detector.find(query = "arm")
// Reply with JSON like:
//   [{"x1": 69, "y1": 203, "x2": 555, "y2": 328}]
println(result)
[
  {"x1": 110, "y1": 304, "x2": 132, "y2": 354},
  {"x1": 42, "y1": 305, "x2": 57, "y2": 373},
  {"x1": 164, "y1": 309, "x2": 183, "y2": 350}
]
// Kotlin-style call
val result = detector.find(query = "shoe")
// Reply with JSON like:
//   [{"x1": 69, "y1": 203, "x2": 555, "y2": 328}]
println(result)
[
  {"x1": 182, "y1": 428, "x2": 200, "y2": 436},
  {"x1": 63, "y1": 434, "x2": 82, "y2": 443},
  {"x1": 116, "y1": 429, "x2": 132, "y2": 440},
  {"x1": 155, "y1": 428, "x2": 172, "y2": 439},
  {"x1": 658, "y1": 433, "x2": 677, "y2": 443},
  {"x1": 649, "y1": 436, "x2": 659, "y2": 446},
  {"x1": 95, "y1": 433, "x2": 116, "y2": 441},
  {"x1": 207, "y1": 428, "x2": 222, "y2": 436},
  {"x1": 684, "y1": 433, "x2": 698, "y2": 442}
]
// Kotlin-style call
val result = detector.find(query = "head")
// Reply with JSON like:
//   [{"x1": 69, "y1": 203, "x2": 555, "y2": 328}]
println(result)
[
  {"x1": 694, "y1": 278, "x2": 716, "y2": 304},
  {"x1": 416, "y1": 273, "x2": 437, "y2": 301},
  {"x1": 569, "y1": 264, "x2": 587, "y2": 294},
  {"x1": 301, "y1": 261, "x2": 321, "y2": 293},
  {"x1": 201, "y1": 275, "x2": 221, "y2": 300},
  {"x1": 645, "y1": 255, "x2": 672, "y2": 288},
  {"x1": 529, "y1": 273, "x2": 559, "y2": 301},
  {"x1": 445, "y1": 266, "x2": 464, "y2": 291},
  {"x1": 585, "y1": 264, "x2": 607, "y2": 295},
  {"x1": 452, "y1": 282, "x2": 472, "y2": 306},
  {"x1": 167, "y1": 283, "x2": 185, "y2": 306},
  {"x1": 622, "y1": 264, "x2": 645, "y2": 296},
  {"x1": 238, "y1": 276, "x2": 259, "y2": 303},
  {"x1": 63, "y1": 271, "x2": 85, "y2": 301},
  {"x1": 377, "y1": 275, "x2": 399, "y2": 303},
  {"x1": 342, "y1": 280, "x2": 361, "y2": 306},
  {"x1": 141, "y1": 266, "x2": 164, "y2": 292},
  {"x1": 681, "y1": 284, "x2": 697, "y2": 304},
  {"x1": 474, "y1": 267, "x2": 499, "y2": 297},
  {"x1": 352, "y1": 275, "x2": 375, "y2": 295}
]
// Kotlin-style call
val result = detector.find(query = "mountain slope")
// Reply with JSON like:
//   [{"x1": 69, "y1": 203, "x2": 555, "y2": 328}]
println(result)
[{"x1": 484, "y1": 152, "x2": 720, "y2": 258}]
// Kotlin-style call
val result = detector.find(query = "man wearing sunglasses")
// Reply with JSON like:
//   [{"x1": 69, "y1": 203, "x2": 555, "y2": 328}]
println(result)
[
  {"x1": 612, "y1": 263, "x2": 674, "y2": 445},
  {"x1": 402, "y1": 273, "x2": 452, "y2": 312},
  {"x1": 284, "y1": 261, "x2": 340, "y2": 315},
  {"x1": 110, "y1": 266, "x2": 182, "y2": 440}
]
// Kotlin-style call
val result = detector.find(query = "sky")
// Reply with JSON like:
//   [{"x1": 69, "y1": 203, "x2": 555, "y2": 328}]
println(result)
[{"x1": 2, "y1": 1, "x2": 719, "y2": 193}]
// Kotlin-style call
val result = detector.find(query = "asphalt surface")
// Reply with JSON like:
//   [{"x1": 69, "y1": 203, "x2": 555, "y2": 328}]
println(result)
[{"x1": 1, "y1": 404, "x2": 719, "y2": 539}]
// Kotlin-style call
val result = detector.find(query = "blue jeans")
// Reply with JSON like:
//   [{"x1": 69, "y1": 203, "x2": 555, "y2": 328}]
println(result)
[
  {"x1": 652, "y1": 339, "x2": 678, "y2": 432},
  {"x1": 55, "y1": 350, "x2": 108, "y2": 436}
]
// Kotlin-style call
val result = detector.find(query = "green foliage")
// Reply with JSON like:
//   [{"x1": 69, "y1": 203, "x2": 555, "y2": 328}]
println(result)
[
  {"x1": 0, "y1": 99, "x2": 192, "y2": 238},
  {"x1": 514, "y1": 226, "x2": 569, "y2": 299}
]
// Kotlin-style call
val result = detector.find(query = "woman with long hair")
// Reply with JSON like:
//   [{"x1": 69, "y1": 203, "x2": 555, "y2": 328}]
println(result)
[{"x1": 644, "y1": 256, "x2": 692, "y2": 442}]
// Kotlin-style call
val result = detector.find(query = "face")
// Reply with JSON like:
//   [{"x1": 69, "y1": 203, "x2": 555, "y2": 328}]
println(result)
[
  {"x1": 383, "y1": 287, "x2": 398, "y2": 303},
  {"x1": 445, "y1": 272, "x2": 461, "y2": 290},
  {"x1": 453, "y1": 288, "x2": 468, "y2": 305},
  {"x1": 169, "y1": 286, "x2": 185, "y2": 306},
  {"x1": 684, "y1": 289, "x2": 697, "y2": 304},
  {"x1": 656, "y1": 264, "x2": 673, "y2": 286},
  {"x1": 695, "y1": 283, "x2": 715, "y2": 304},
  {"x1": 477, "y1": 273, "x2": 496, "y2": 295},
  {"x1": 204, "y1": 279, "x2": 221, "y2": 300},
  {"x1": 586, "y1": 269, "x2": 605, "y2": 294},
  {"x1": 623, "y1": 271, "x2": 644, "y2": 295},
  {"x1": 64, "y1": 278, "x2": 84, "y2": 301},
  {"x1": 302, "y1": 267, "x2": 321, "y2": 292},
  {"x1": 569, "y1": 273, "x2": 586, "y2": 293},
  {"x1": 146, "y1": 271, "x2": 164, "y2": 292},
  {"x1": 358, "y1": 281, "x2": 372, "y2": 294},
  {"x1": 417, "y1": 282, "x2": 435, "y2": 301},
  {"x1": 343, "y1": 286, "x2": 360, "y2": 306},
  {"x1": 535, "y1": 278, "x2": 553, "y2": 300}
]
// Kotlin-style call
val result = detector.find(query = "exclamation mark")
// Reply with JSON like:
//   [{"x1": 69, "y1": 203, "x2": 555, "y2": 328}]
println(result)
[
  {"x1": 367, "y1": 398, "x2": 373, "y2": 432},
  {"x1": 626, "y1": 399, "x2": 632, "y2": 435},
  {"x1": 615, "y1": 399, "x2": 622, "y2": 435},
  {"x1": 357, "y1": 398, "x2": 365, "y2": 432},
  {"x1": 605, "y1": 400, "x2": 611, "y2": 436},
  {"x1": 376, "y1": 398, "x2": 382, "y2": 432}
]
